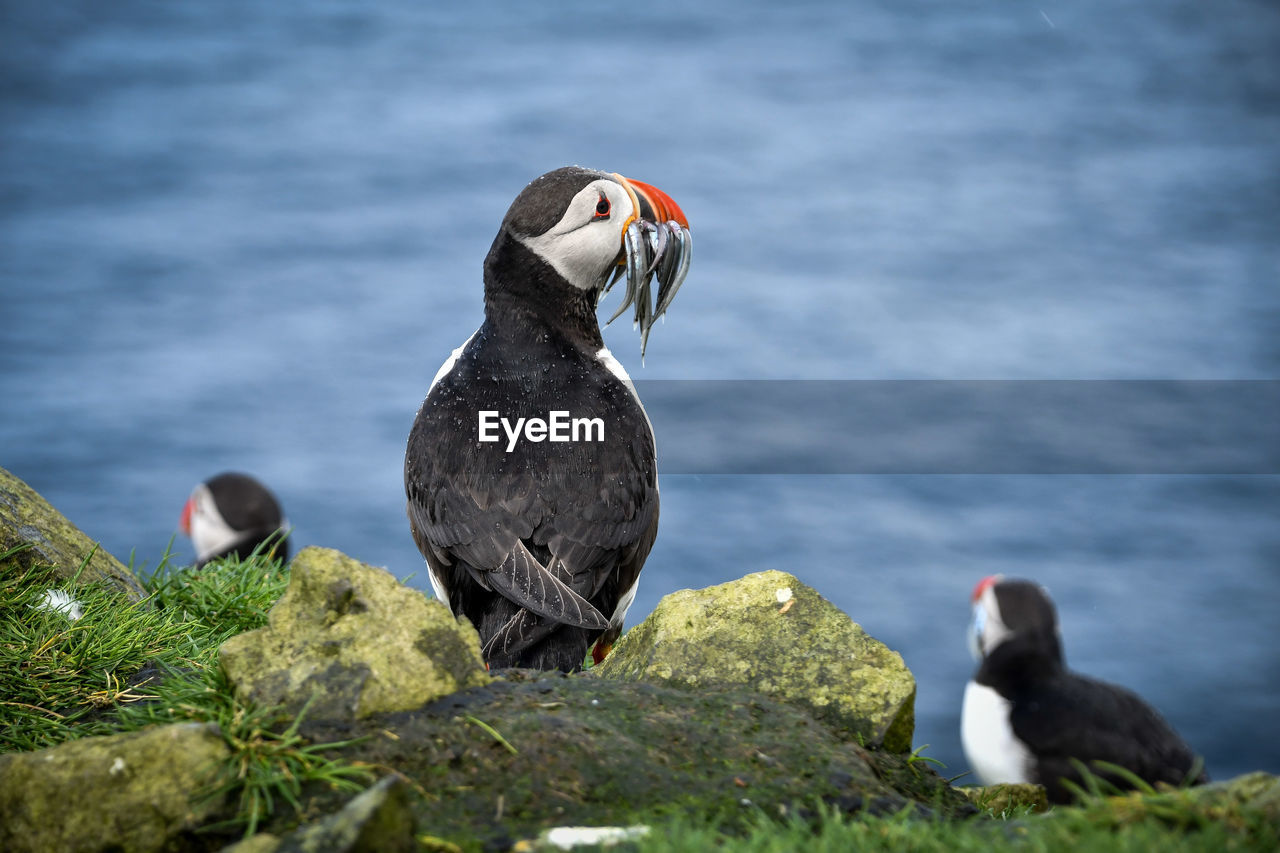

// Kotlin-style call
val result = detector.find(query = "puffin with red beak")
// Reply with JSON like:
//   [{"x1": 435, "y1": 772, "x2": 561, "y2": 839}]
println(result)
[
  {"x1": 405, "y1": 167, "x2": 692, "y2": 671},
  {"x1": 180, "y1": 472, "x2": 289, "y2": 568},
  {"x1": 962, "y1": 575, "x2": 1207, "y2": 802}
]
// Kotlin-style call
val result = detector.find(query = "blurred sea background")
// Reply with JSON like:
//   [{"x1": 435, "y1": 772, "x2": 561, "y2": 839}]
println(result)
[{"x1": 2, "y1": 1, "x2": 1277, "y2": 780}]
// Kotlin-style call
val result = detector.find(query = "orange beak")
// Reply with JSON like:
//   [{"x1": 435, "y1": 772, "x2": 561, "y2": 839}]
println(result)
[
  {"x1": 971, "y1": 574, "x2": 1000, "y2": 603},
  {"x1": 614, "y1": 173, "x2": 690, "y2": 231},
  {"x1": 180, "y1": 497, "x2": 194, "y2": 536}
]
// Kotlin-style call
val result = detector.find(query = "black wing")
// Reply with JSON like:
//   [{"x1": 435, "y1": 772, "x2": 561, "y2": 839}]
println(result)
[
  {"x1": 405, "y1": 331, "x2": 658, "y2": 660},
  {"x1": 1010, "y1": 671, "x2": 1205, "y2": 799}
]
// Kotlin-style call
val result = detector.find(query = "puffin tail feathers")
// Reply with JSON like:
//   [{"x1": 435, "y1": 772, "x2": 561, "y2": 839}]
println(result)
[{"x1": 482, "y1": 543, "x2": 609, "y2": 631}]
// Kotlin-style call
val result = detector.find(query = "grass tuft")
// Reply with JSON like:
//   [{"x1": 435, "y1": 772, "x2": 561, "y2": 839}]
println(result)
[
  {"x1": 195, "y1": 689, "x2": 374, "y2": 837},
  {"x1": 2, "y1": 541, "x2": 374, "y2": 837},
  {"x1": 633, "y1": 791, "x2": 1279, "y2": 852}
]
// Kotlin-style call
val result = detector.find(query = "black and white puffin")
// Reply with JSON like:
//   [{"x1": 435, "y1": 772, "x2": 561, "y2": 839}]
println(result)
[
  {"x1": 180, "y1": 472, "x2": 290, "y2": 568},
  {"x1": 405, "y1": 166, "x2": 692, "y2": 672},
  {"x1": 962, "y1": 575, "x2": 1207, "y2": 801}
]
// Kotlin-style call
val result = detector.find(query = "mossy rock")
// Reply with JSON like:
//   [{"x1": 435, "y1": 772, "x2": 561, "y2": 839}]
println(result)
[
  {"x1": 596, "y1": 570, "x2": 916, "y2": 752},
  {"x1": 294, "y1": 671, "x2": 972, "y2": 850},
  {"x1": 219, "y1": 547, "x2": 490, "y2": 720},
  {"x1": 224, "y1": 775, "x2": 417, "y2": 853},
  {"x1": 0, "y1": 722, "x2": 231, "y2": 853},
  {"x1": 960, "y1": 782, "x2": 1050, "y2": 814},
  {"x1": 0, "y1": 465, "x2": 144, "y2": 601},
  {"x1": 1068, "y1": 771, "x2": 1280, "y2": 825}
]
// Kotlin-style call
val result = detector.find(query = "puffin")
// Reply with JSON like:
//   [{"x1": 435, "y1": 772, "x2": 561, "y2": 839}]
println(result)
[
  {"x1": 961, "y1": 575, "x2": 1207, "y2": 802},
  {"x1": 180, "y1": 472, "x2": 290, "y2": 568},
  {"x1": 405, "y1": 166, "x2": 692, "y2": 672}
]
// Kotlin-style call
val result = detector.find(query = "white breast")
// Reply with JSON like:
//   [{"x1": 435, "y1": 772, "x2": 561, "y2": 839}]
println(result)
[{"x1": 961, "y1": 681, "x2": 1034, "y2": 786}]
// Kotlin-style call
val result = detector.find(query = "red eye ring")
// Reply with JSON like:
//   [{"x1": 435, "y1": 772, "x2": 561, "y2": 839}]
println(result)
[{"x1": 594, "y1": 195, "x2": 611, "y2": 218}]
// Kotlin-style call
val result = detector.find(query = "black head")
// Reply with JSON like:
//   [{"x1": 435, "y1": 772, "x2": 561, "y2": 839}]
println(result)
[
  {"x1": 484, "y1": 166, "x2": 692, "y2": 356},
  {"x1": 180, "y1": 472, "x2": 288, "y2": 565},
  {"x1": 204, "y1": 472, "x2": 285, "y2": 531},
  {"x1": 968, "y1": 574, "x2": 1064, "y2": 665},
  {"x1": 499, "y1": 166, "x2": 614, "y2": 243}
]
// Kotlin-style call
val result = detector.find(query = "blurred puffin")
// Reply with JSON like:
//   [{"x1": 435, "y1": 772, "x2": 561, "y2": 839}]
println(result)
[
  {"x1": 180, "y1": 472, "x2": 289, "y2": 568},
  {"x1": 962, "y1": 575, "x2": 1206, "y2": 801},
  {"x1": 405, "y1": 166, "x2": 692, "y2": 671}
]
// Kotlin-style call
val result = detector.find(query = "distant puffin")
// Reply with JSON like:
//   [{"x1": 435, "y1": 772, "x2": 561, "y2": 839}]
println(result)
[
  {"x1": 405, "y1": 166, "x2": 692, "y2": 672},
  {"x1": 962, "y1": 575, "x2": 1207, "y2": 801},
  {"x1": 180, "y1": 472, "x2": 289, "y2": 568}
]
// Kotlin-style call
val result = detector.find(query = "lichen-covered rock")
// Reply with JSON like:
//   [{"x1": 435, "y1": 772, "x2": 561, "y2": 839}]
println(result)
[
  {"x1": 224, "y1": 775, "x2": 416, "y2": 853},
  {"x1": 595, "y1": 570, "x2": 916, "y2": 752},
  {"x1": 1166, "y1": 771, "x2": 1280, "y2": 821},
  {"x1": 220, "y1": 835, "x2": 282, "y2": 853},
  {"x1": 219, "y1": 546, "x2": 490, "y2": 720},
  {"x1": 960, "y1": 782, "x2": 1050, "y2": 814},
  {"x1": 0, "y1": 722, "x2": 230, "y2": 853},
  {"x1": 0, "y1": 465, "x2": 145, "y2": 601},
  {"x1": 276, "y1": 775, "x2": 416, "y2": 853}
]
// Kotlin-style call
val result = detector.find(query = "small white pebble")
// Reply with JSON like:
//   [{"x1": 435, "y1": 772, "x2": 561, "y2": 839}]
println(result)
[
  {"x1": 541, "y1": 826, "x2": 649, "y2": 849},
  {"x1": 35, "y1": 589, "x2": 84, "y2": 621},
  {"x1": 775, "y1": 587, "x2": 792, "y2": 604},
  {"x1": 590, "y1": 699, "x2": 599, "y2": 706},
  {"x1": 109, "y1": 757, "x2": 126, "y2": 776}
]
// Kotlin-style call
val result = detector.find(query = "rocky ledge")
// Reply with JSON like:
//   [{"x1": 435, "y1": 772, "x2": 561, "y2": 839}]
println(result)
[{"x1": 1, "y1": 465, "x2": 1276, "y2": 852}]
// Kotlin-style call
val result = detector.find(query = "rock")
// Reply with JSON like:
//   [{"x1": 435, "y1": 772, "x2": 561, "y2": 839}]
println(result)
[
  {"x1": 273, "y1": 775, "x2": 417, "y2": 853},
  {"x1": 960, "y1": 782, "x2": 1050, "y2": 814},
  {"x1": 0, "y1": 722, "x2": 231, "y2": 853},
  {"x1": 594, "y1": 570, "x2": 916, "y2": 752},
  {"x1": 220, "y1": 835, "x2": 282, "y2": 853},
  {"x1": 219, "y1": 546, "x2": 490, "y2": 720},
  {"x1": 298, "y1": 670, "x2": 972, "y2": 848},
  {"x1": 0, "y1": 465, "x2": 145, "y2": 601},
  {"x1": 1173, "y1": 771, "x2": 1280, "y2": 822},
  {"x1": 220, "y1": 777, "x2": 418, "y2": 853},
  {"x1": 1042, "y1": 771, "x2": 1280, "y2": 833}
]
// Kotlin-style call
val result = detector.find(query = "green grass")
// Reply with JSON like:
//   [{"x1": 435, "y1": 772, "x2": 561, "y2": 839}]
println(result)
[
  {"x1": 629, "y1": 792, "x2": 1279, "y2": 852},
  {"x1": 1, "y1": 541, "x2": 373, "y2": 837}
]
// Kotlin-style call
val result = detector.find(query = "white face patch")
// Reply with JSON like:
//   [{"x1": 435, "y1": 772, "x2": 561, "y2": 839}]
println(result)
[
  {"x1": 518, "y1": 179, "x2": 635, "y2": 291},
  {"x1": 971, "y1": 583, "x2": 1014, "y2": 659},
  {"x1": 188, "y1": 483, "x2": 244, "y2": 562},
  {"x1": 962, "y1": 681, "x2": 1034, "y2": 786}
]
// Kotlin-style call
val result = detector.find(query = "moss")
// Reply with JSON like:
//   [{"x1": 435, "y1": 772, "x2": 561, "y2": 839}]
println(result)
[
  {"x1": 268, "y1": 775, "x2": 416, "y2": 853},
  {"x1": 0, "y1": 722, "x2": 231, "y2": 853},
  {"x1": 597, "y1": 570, "x2": 916, "y2": 752},
  {"x1": 219, "y1": 548, "x2": 490, "y2": 720},
  {"x1": 960, "y1": 783, "x2": 1050, "y2": 815},
  {"x1": 0, "y1": 465, "x2": 144, "y2": 600},
  {"x1": 295, "y1": 671, "x2": 969, "y2": 851}
]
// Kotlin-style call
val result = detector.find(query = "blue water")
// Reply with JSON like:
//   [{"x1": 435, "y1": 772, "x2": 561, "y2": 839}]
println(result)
[{"x1": 2, "y1": 2, "x2": 1278, "y2": 781}]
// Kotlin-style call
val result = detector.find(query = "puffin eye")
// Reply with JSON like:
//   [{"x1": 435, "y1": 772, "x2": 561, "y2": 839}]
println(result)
[{"x1": 594, "y1": 195, "x2": 611, "y2": 219}]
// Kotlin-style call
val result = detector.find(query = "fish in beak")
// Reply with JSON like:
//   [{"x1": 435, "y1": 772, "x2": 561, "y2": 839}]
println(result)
[{"x1": 603, "y1": 173, "x2": 693, "y2": 358}]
